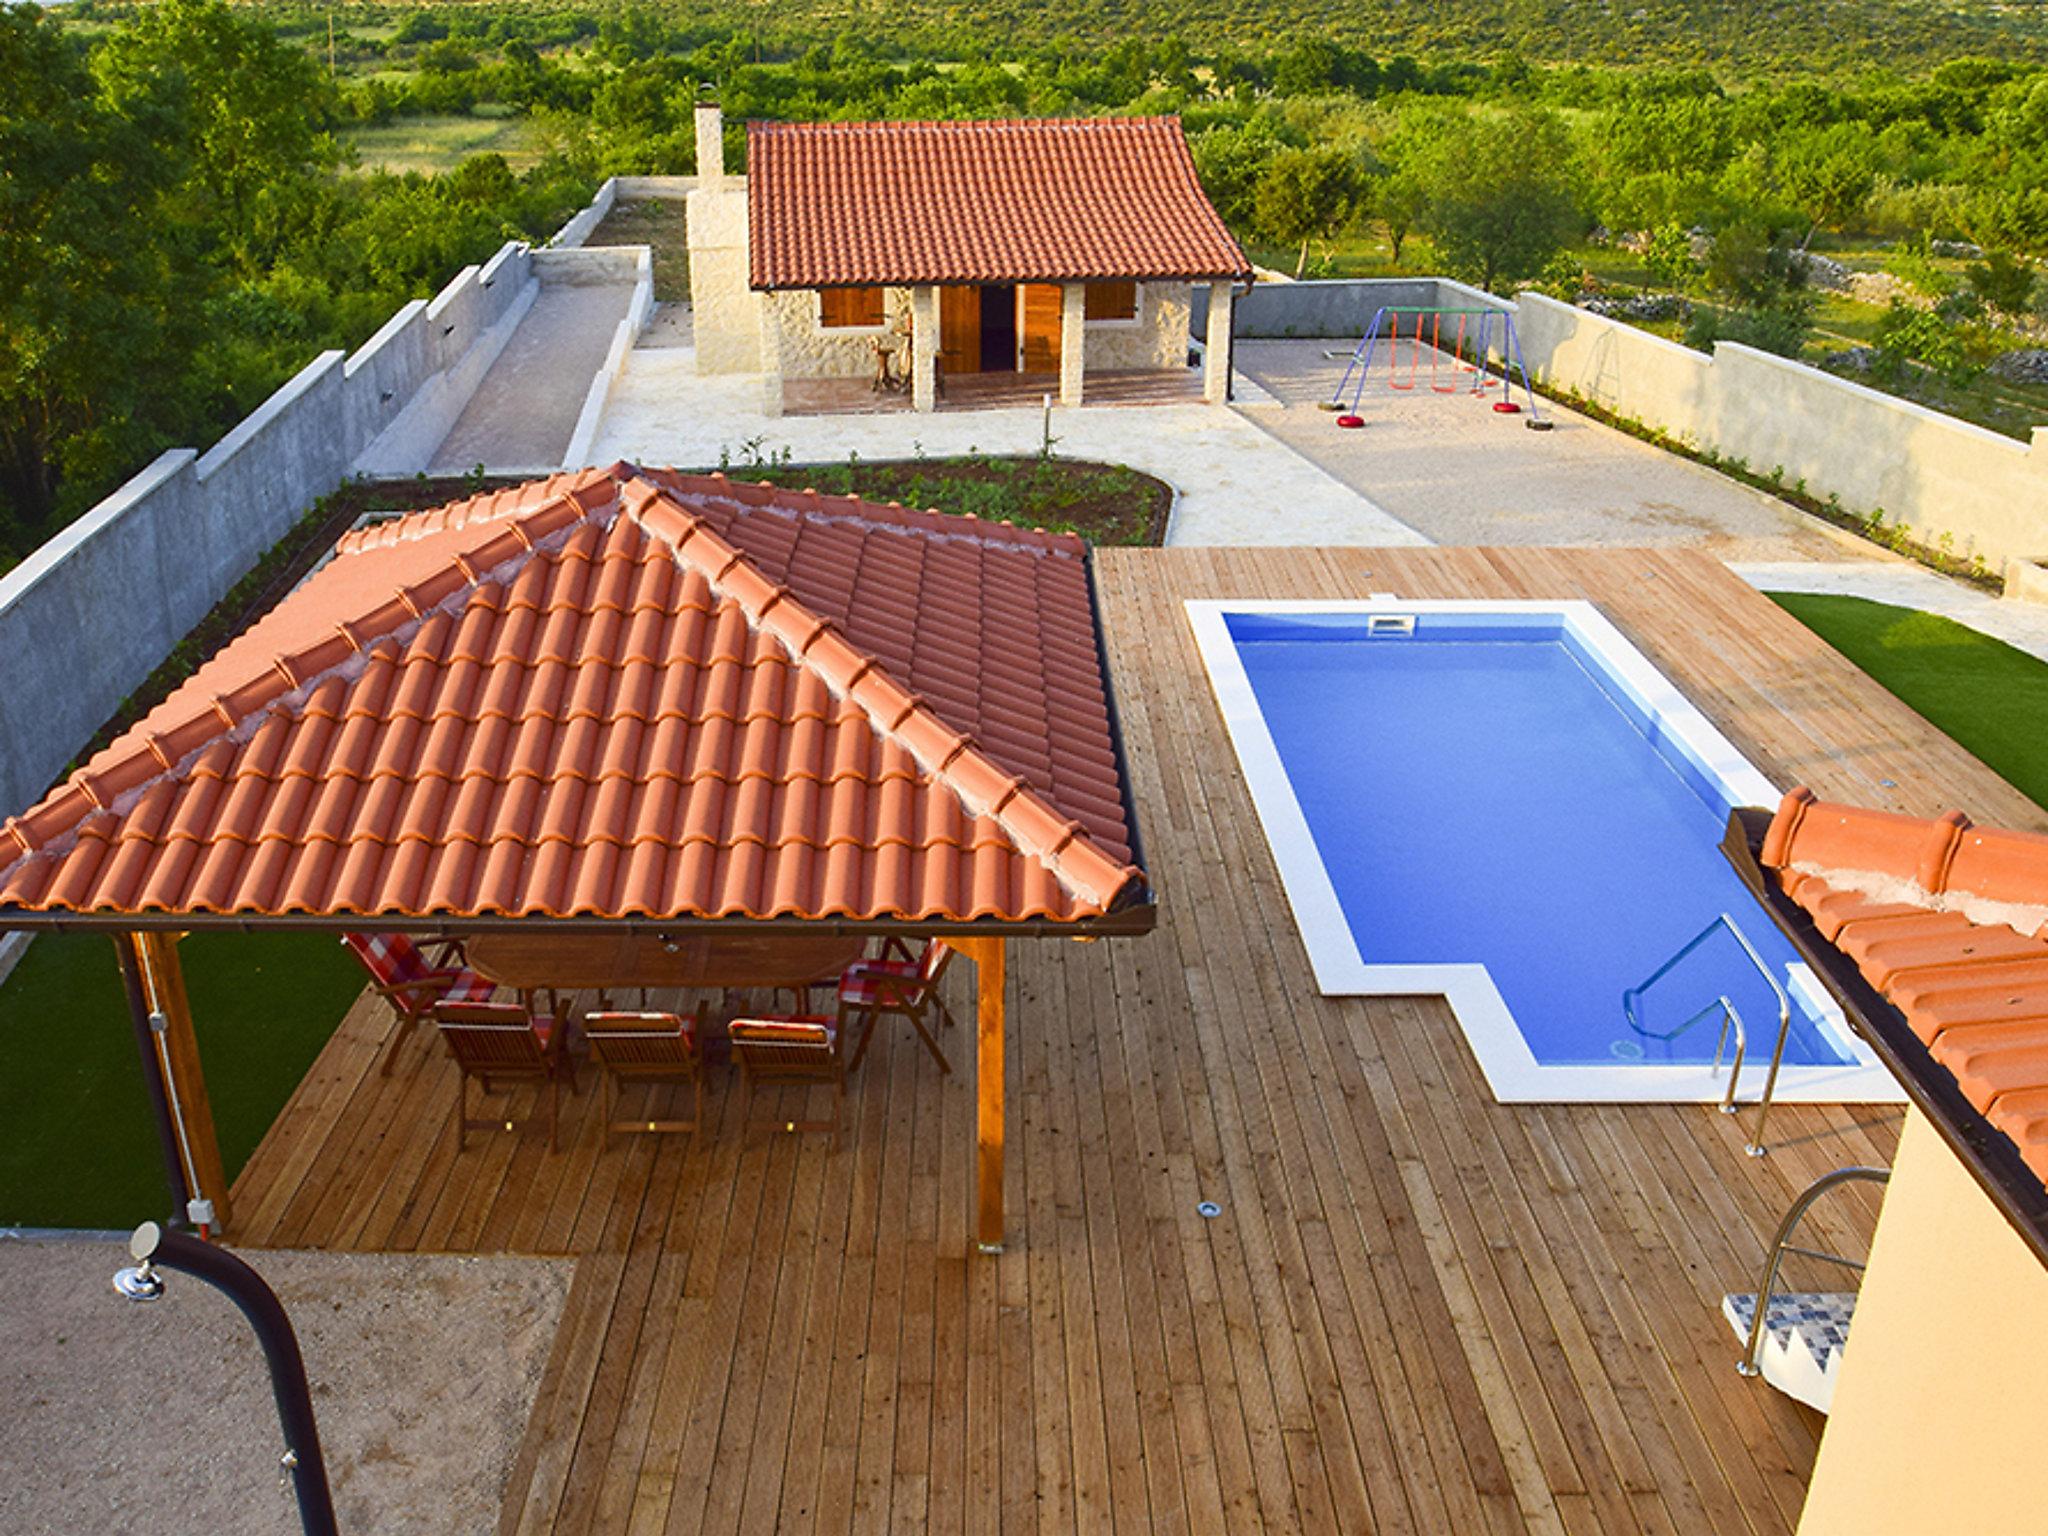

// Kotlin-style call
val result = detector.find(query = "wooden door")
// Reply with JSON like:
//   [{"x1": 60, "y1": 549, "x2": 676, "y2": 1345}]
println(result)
[
  {"x1": 938, "y1": 286, "x2": 980, "y2": 377},
  {"x1": 1020, "y1": 284, "x2": 1063, "y2": 374}
]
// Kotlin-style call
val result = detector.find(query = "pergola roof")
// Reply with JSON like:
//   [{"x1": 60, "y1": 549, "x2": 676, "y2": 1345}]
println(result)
[
  {"x1": 747, "y1": 116, "x2": 1253, "y2": 290},
  {"x1": 0, "y1": 465, "x2": 1152, "y2": 931}
]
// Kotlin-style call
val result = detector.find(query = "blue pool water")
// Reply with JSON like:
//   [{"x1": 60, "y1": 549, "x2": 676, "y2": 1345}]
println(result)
[{"x1": 1228, "y1": 611, "x2": 1851, "y2": 1069}]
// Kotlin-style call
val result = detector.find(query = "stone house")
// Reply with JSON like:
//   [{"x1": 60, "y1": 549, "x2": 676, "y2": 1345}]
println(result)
[{"x1": 685, "y1": 106, "x2": 1252, "y2": 413}]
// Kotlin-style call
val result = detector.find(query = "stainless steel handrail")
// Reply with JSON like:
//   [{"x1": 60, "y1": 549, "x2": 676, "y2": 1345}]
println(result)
[
  {"x1": 1623, "y1": 912, "x2": 1793, "y2": 1156},
  {"x1": 1737, "y1": 1166, "x2": 1890, "y2": 1379}
]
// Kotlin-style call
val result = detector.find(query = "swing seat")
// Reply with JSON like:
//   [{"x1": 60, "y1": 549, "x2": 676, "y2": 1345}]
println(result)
[
  {"x1": 1492, "y1": 401, "x2": 1523, "y2": 415},
  {"x1": 1317, "y1": 399, "x2": 1345, "y2": 412},
  {"x1": 1526, "y1": 418, "x2": 1555, "y2": 432},
  {"x1": 1336, "y1": 414, "x2": 1365, "y2": 429}
]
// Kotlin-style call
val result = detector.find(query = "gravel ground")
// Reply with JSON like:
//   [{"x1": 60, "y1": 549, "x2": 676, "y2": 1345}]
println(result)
[{"x1": 0, "y1": 1237, "x2": 572, "y2": 1536}]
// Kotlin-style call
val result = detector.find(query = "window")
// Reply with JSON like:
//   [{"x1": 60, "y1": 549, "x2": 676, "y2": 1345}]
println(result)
[
  {"x1": 819, "y1": 287, "x2": 886, "y2": 328},
  {"x1": 1085, "y1": 281, "x2": 1138, "y2": 321}
]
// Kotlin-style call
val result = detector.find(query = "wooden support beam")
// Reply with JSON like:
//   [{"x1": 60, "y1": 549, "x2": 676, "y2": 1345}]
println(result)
[
  {"x1": 954, "y1": 936, "x2": 1007, "y2": 1252},
  {"x1": 132, "y1": 931, "x2": 231, "y2": 1235}
]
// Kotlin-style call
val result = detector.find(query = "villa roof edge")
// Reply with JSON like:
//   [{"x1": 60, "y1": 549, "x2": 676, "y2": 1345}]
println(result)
[{"x1": 1721, "y1": 806, "x2": 2048, "y2": 1271}]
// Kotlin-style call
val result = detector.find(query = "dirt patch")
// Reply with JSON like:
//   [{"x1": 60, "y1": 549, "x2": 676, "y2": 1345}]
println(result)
[
  {"x1": 0, "y1": 1237, "x2": 571, "y2": 1536},
  {"x1": 586, "y1": 199, "x2": 689, "y2": 303},
  {"x1": 735, "y1": 454, "x2": 1173, "y2": 546}
]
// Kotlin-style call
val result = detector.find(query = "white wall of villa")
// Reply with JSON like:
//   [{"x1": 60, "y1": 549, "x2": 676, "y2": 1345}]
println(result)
[{"x1": 1798, "y1": 1109, "x2": 2048, "y2": 1534}]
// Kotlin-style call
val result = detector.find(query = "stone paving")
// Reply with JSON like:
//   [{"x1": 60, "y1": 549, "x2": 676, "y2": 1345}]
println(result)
[
  {"x1": 1234, "y1": 338, "x2": 1872, "y2": 561},
  {"x1": 586, "y1": 343, "x2": 1428, "y2": 547},
  {"x1": 433, "y1": 279, "x2": 637, "y2": 476}
]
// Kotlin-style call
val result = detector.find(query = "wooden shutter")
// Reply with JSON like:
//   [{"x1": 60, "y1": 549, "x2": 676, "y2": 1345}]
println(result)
[
  {"x1": 1085, "y1": 281, "x2": 1137, "y2": 321},
  {"x1": 819, "y1": 287, "x2": 885, "y2": 328}
]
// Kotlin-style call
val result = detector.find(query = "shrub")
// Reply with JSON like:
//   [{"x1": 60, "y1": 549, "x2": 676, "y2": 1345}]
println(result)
[
  {"x1": 1873, "y1": 300, "x2": 1978, "y2": 385},
  {"x1": 1684, "y1": 302, "x2": 1812, "y2": 358}
]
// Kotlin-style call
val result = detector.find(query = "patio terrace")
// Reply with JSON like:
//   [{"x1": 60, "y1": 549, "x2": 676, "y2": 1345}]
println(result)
[{"x1": 226, "y1": 546, "x2": 2048, "y2": 1535}]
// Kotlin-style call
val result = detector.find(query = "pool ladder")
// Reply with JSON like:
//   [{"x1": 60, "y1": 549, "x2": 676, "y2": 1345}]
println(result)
[{"x1": 1623, "y1": 913, "x2": 1792, "y2": 1157}]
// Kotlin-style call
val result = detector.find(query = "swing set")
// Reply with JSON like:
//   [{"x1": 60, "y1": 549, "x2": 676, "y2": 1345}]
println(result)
[{"x1": 1324, "y1": 305, "x2": 1551, "y2": 431}]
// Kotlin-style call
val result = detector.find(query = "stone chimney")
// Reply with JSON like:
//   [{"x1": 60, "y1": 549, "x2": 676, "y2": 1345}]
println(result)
[{"x1": 694, "y1": 97, "x2": 726, "y2": 186}]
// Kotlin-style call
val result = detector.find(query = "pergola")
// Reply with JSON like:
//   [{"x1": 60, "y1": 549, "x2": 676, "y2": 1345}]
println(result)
[{"x1": 0, "y1": 463, "x2": 1155, "y2": 1248}]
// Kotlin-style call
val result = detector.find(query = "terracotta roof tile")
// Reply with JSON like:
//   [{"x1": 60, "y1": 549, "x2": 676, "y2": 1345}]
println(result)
[
  {"x1": 0, "y1": 467, "x2": 1147, "y2": 926},
  {"x1": 1762, "y1": 785, "x2": 2048, "y2": 1186},
  {"x1": 746, "y1": 116, "x2": 1253, "y2": 290}
]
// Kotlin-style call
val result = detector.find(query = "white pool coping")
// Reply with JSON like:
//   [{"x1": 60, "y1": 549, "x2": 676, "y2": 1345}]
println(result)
[{"x1": 1187, "y1": 597, "x2": 1907, "y2": 1106}]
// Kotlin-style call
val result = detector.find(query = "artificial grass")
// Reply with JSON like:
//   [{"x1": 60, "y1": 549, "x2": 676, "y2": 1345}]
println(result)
[
  {"x1": 1770, "y1": 592, "x2": 2048, "y2": 812},
  {"x1": 0, "y1": 931, "x2": 362, "y2": 1230}
]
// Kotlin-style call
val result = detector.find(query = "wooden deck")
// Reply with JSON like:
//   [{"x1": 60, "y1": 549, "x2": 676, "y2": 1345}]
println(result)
[{"x1": 230, "y1": 547, "x2": 2048, "y2": 1535}]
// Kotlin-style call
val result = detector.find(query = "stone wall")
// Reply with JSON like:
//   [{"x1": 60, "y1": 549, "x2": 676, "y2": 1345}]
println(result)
[
  {"x1": 1083, "y1": 283, "x2": 1191, "y2": 371},
  {"x1": 0, "y1": 242, "x2": 539, "y2": 821},
  {"x1": 763, "y1": 287, "x2": 914, "y2": 379}
]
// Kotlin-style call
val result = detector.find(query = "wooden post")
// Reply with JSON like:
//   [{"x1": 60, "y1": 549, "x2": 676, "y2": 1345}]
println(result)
[
  {"x1": 133, "y1": 931, "x2": 231, "y2": 1234},
  {"x1": 955, "y1": 936, "x2": 1007, "y2": 1252}
]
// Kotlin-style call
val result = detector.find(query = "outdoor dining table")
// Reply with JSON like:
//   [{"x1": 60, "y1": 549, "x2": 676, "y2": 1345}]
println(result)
[{"x1": 465, "y1": 931, "x2": 867, "y2": 994}]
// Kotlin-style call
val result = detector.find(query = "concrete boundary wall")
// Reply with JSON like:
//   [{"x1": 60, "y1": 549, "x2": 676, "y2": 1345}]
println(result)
[
  {"x1": 548, "y1": 175, "x2": 700, "y2": 250},
  {"x1": 563, "y1": 247, "x2": 656, "y2": 469},
  {"x1": 548, "y1": 177, "x2": 617, "y2": 250},
  {"x1": 1511, "y1": 290, "x2": 2048, "y2": 568},
  {"x1": 1192, "y1": 277, "x2": 1507, "y2": 340},
  {"x1": 0, "y1": 241, "x2": 537, "y2": 819},
  {"x1": 1199, "y1": 275, "x2": 2044, "y2": 564}
]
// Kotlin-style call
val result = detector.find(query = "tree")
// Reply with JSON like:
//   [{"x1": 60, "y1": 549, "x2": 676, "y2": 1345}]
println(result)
[
  {"x1": 93, "y1": 0, "x2": 338, "y2": 275},
  {"x1": 1413, "y1": 109, "x2": 1582, "y2": 294},
  {"x1": 1253, "y1": 146, "x2": 1364, "y2": 277},
  {"x1": 0, "y1": 7, "x2": 196, "y2": 535},
  {"x1": 1378, "y1": 166, "x2": 1427, "y2": 263},
  {"x1": 1776, "y1": 123, "x2": 1878, "y2": 248},
  {"x1": 1190, "y1": 121, "x2": 1286, "y2": 231}
]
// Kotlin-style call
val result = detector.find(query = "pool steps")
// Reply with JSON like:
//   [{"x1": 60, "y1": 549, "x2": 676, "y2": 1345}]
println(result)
[{"x1": 1721, "y1": 1292, "x2": 1857, "y2": 1414}]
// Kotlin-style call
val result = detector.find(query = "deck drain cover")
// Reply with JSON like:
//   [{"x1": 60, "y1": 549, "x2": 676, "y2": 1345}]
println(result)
[{"x1": 1197, "y1": 1201, "x2": 1222, "y2": 1219}]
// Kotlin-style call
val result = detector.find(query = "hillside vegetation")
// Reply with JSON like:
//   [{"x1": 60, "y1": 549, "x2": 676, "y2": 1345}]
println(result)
[{"x1": 7, "y1": 0, "x2": 2046, "y2": 568}]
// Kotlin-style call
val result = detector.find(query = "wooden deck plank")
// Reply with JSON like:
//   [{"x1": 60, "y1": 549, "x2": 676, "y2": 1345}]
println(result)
[{"x1": 227, "y1": 546, "x2": 2048, "y2": 1535}]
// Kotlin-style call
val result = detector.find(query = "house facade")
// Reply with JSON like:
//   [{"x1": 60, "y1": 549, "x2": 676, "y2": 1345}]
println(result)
[{"x1": 686, "y1": 107, "x2": 1250, "y2": 413}]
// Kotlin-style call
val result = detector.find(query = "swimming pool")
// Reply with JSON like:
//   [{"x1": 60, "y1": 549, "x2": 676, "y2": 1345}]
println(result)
[{"x1": 1190, "y1": 600, "x2": 1902, "y2": 1104}]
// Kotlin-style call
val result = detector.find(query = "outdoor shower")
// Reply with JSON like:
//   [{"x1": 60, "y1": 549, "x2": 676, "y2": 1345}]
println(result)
[{"x1": 112, "y1": 1222, "x2": 340, "y2": 1536}]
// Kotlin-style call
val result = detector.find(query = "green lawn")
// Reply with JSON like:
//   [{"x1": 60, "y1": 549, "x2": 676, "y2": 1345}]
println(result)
[
  {"x1": 347, "y1": 111, "x2": 540, "y2": 175},
  {"x1": 0, "y1": 931, "x2": 363, "y2": 1230},
  {"x1": 1770, "y1": 593, "x2": 2048, "y2": 812}
]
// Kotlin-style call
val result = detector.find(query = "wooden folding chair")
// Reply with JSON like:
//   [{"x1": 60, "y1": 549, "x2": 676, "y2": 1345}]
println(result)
[
  {"x1": 728, "y1": 1015, "x2": 844, "y2": 1141},
  {"x1": 585, "y1": 1007, "x2": 706, "y2": 1144},
  {"x1": 837, "y1": 938, "x2": 958, "y2": 1074},
  {"x1": 342, "y1": 932, "x2": 497, "y2": 1076},
  {"x1": 434, "y1": 998, "x2": 576, "y2": 1152}
]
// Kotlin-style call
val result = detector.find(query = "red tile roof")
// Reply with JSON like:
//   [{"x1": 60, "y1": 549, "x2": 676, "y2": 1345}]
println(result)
[
  {"x1": 0, "y1": 466, "x2": 1149, "y2": 926},
  {"x1": 747, "y1": 116, "x2": 1253, "y2": 290},
  {"x1": 1762, "y1": 787, "x2": 2048, "y2": 1182}
]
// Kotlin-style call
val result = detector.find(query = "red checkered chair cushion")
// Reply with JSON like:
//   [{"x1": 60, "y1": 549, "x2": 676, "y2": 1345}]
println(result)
[
  {"x1": 838, "y1": 940, "x2": 948, "y2": 1005},
  {"x1": 343, "y1": 931, "x2": 432, "y2": 988},
  {"x1": 343, "y1": 933, "x2": 495, "y2": 1007},
  {"x1": 729, "y1": 1016, "x2": 835, "y2": 1046},
  {"x1": 434, "y1": 999, "x2": 561, "y2": 1049}
]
